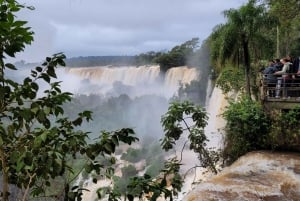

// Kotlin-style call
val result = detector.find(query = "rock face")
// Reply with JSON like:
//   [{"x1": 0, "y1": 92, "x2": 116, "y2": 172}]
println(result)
[{"x1": 183, "y1": 151, "x2": 300, "y2": 201}]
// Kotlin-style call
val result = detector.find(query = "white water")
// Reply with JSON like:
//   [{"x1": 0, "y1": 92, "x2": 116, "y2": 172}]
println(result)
[
  {"x1": 63, "y1": 65, "x2": 200, "y2": 98},
  {"x1": 174, "y1": 84, "x2": 228, "y2": 201},
  {"x1": 64, "y1": 65, "x2": 227, "y2": 200},
  {"x1": 204, "y1": 86, "x2": 228, "y2": 149},
  {"x1": 183, "y1": 151, "x2": 300, "y2": 201}
]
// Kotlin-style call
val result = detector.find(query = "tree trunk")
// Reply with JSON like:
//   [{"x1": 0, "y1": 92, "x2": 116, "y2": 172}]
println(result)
[
  {"x1": 0, "y1": 149, "x2": 9, "y2": 201},
  {"x1": 242, "y1": 36, "x2": 251, "y2": 98},
  {"x1": 276, "y1": 26, "x2": 280, "y2": 58}
]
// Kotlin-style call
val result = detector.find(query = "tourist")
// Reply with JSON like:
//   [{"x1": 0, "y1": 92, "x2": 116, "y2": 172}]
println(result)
[
  {"x1": 274, "y1": 58, "x2": 292, "y2": 98},
  {"x1": 263, "y1": 60, "x2": 277, "y2": 97}
]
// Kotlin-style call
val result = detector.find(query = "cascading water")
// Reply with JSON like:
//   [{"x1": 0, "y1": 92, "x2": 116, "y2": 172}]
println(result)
[
  {"x1": 63, "y1": 65, "x2": 200, "y2": 98},
  {"x1": 60, "y1": 66, "x2": 206, "y2": 200},
  {"x1": 183, "y1": 151, "x2": 300, "y2": 201},
  {"x1": 55, "y1": 65, "x2": 300, "y2": 201}
]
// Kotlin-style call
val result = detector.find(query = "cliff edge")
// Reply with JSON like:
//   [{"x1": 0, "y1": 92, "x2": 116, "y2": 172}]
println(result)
[{"x1": 183, "y1": 151, "x2": 300, "y2": 201}]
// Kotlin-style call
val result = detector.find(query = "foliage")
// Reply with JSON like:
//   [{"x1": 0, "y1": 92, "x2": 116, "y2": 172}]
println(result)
[
  {"x1": 64, "y1": 52, "x2": 162, "y2": 67},
  {"x1": 0, "y1": 0, "x2": 34, "y2": 60},
  {"x1": 160, "y1": 101, "x2": 219, "y2": 174},
  {"x1": 268, "y1": 107, "x2": 300, "y2": 150},
  {"x1": 209, "y1": 0, "x2": 276, "y2": 97},
  {"x1": 0, "y1": 51, "x2": 140, "y2": 200},
  {"x1": 222, "y1": 97, "x2": 270, "y2": 164},
  {"x1": 0, "y1": 1, "x2": 141, "y2": 200},
  {"x1": 135, "y1": 51, "x2": 162, "y2": 66},
  {"x1": 145, "y1": 155, "x2": 165, "y2": 177},
  {"x1": 155, "y1": 38, "x2": 200, "y2": 72},
  {"x1": 121, "y1": 147, "x2": 145, "y2": 163},
  {"x1": 175, "y1": 80, "x2": 207, "y2": 106},
  {"x1": 264, "y1": 0, "x2": 300, "y2": 56},
  {"x1": 216, "y1": 66, "x2": 245, "y2": 94},
  {"x1": 125, "y1": 158, "x2": 183, "y2": 201},
  {"x1": 112, "y1": 165, "x2": 139, "y2": 195}
]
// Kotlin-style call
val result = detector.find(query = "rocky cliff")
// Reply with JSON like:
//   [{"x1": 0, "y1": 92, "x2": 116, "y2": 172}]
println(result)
[{"x1": 183, "y1": 151, "x2": 300, "y2": 201}]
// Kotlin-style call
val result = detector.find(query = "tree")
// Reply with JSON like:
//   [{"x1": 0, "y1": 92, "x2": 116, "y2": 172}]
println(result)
[
  {"x1": 100, "y1": 101, "x2": 219, "y2": 201},
  {"x1": 0, "y1": 1, "x2": 139, "y2": 200},
  {"x1": 160, "y1": 101, "x2": 219, "y2": 174},
  {"x1": 209, "y1": 0, "x2": 276, "y2": 97},
  {"x1": 155, "y1": 38, "x2": 200, "y2": 72},
  {"x1": 222, "y1": 97, "x2": 270, "y2": 164},
  {"x1": 264, "y1": 0, "x2": 300, "y2": 56},
  {"x1": 0, "y1": 1, "x2": 218, "y2": 200}
]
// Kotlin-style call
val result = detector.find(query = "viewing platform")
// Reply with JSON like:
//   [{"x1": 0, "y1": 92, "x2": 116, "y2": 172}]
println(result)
[{"x1": 260, "y1": 74, "x2": 300, "y2": 110}]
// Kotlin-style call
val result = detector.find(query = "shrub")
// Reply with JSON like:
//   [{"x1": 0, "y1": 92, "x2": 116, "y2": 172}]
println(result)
[
  {"x1": 222, "y1": 97, "x2": 270, "y2": 164},
  {"x1": 269, "y1": 107, "x2": 300, "y2": 151}
]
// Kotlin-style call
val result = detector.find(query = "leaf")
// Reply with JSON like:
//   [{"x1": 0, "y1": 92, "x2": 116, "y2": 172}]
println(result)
[
  {"x1": 72, "y1": 117, "x2": 82, "y2": 126},
  {"x1": 5, "y1": 63, "x2": 17, "y2": 70},
  {"x1": 13, "y1": 20, "x2": 27, "y2": 27},
  {"x1": 37, "y1": 109, "x2": 46, "y2": 122},
  {"x1": 7, "y1": 12, "x2": 13, "y2": 23},
  {"x1": 127, "y1": 194, "x2": 134, "y2": 201},
  {"x1": 47, "y1": 66, "x2": 57, "y2": 78},
  {"x1": 40, "y1": 73, "x2": 50, "y2": 83},
  {"x1": 44, "y1": 107, "x2": 51, "y2": 115},
  {"x1": 34, "y1": 137, "x2": 42, "y2": 148},
  {"x1": 92, "y1": 178, "x2": 97, "y2": 184},
  {"x1": 104, "y1": 143, "x2": 113, "y2": 154},
  {"x1": 35, "y1": 66, "x2": 43, "y2": 72},
  {"x1": 31, "y1": 82, "x2": 39, "y2": 91},
  {"x1": 16, "y1": 160, "x2": 25, "y2": 172},
  {"x1": 40, "y1": 132, "x2": 47, "y2": 142}
]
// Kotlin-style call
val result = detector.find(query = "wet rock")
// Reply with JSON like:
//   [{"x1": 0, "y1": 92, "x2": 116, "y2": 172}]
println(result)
[{"x1": 183, "y1": 151, "x2": 300, "y2": 201}]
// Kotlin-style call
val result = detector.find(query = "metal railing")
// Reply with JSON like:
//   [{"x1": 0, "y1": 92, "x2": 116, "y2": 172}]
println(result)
[{"x1": 260, "y1": 73, "x2": 300, "y2": 102}]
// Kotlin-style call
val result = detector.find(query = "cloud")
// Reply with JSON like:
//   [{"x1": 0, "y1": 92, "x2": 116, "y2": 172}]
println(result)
[{"x1": 13, "y1": 0, "x2": 247, "y2": 62}]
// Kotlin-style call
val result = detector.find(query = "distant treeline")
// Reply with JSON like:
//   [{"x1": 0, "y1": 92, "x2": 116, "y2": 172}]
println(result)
[
  {"x1": 65, "y1": 38, "x2": 207, "y2": 72},
  {"x1": 65, "y1": 54, "x2": 160, "y2": 67},
  {"x1": 14, "y1": 38, "x2": 209, "y2": 74},
  {"x1": 65, "y1": 55, "x2": 137, "y2": 67}
]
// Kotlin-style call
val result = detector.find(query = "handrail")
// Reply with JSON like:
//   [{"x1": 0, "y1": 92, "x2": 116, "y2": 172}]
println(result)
[{"x1": 260, "y1": 73, "x2": 300, "y2": 101}]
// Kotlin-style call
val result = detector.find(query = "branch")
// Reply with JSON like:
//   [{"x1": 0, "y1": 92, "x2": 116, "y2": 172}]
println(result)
[
  {"x1": 0, "y1": 148, "x2": 9, "y2": 201},
  {"x1": 22, "y1": 172, "x2": 36, "y2": 201}
]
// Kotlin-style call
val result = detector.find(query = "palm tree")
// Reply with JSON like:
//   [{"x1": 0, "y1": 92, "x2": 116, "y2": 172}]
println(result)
[{"x1": 210, "y1": 0, "x2": 276, "y2": 97}]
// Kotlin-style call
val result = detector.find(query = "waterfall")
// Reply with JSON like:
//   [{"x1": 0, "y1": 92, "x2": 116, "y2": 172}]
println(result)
[
  {"x1": 60, "y1": 65, "x2": 228, "y2": 201},
  {"x1": 66, "y1": 65, "x2": 160, "y2": 86},
  {"x1": 204, "y1": 85, "x2": 228, "y2": 149},
  {"x1": 183, "y1": 151, "x2": 300, "y2": 201},
  {"x1": 62, "y1": 65, "x2": 200, "y2": 98}
]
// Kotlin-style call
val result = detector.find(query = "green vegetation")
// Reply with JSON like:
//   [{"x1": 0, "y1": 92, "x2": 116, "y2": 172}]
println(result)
[
  {"x1": 0, "y1": 1, "x2": 140, "y2": 200},
  {"x1": 160, "y1": 101, "x2": 219, "y2": 174},
  {"x1": 269, "y1": 107, "x2": 300, "y2": 151},
  {"x1": 222, "y1": 98, "x2": 300, "y2": 164},
  {"x1": 155, "y1": 38, "x2": 200, "y2": 72},
  {"x1": 113, "y1": 165, "x2": 138, "y2": 195},
  {"x1": 65, "y1": 53, "x2": 162, "y2": 67},
  {"x1": 209, "y1": 0, "x2": 300, "y2": 164},
  {"x1": 2, "y1": 0, "x2": 300, "y2": 200},
  {"x1": 216, "y1": 66, "x2": 245, "y2": 94},
  {"x1": 265, "y1": 0, "x2": 300, "y2": 56},
  {"x1": 222, "y1": 97, "x2": 270, "y2": 164},
  {"x1": 209, "y1": 0, "x2": 276, "y2": 97},
  {"x1": 175, "y1": 80, "x2": 208, "y2": 106},
  {"x1": 0, "y1": 2, "x2": 213, "y2": 199}
]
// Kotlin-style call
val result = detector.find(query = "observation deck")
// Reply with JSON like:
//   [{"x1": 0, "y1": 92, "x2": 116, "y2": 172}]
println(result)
[{"x1": 260, "y1": 74, "x2": 300, "y2": 110}]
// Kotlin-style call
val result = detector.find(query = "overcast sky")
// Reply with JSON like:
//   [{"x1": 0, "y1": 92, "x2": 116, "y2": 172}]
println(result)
[{"x1": 14, "y1": 0, "x2": 247, "y2": 62}]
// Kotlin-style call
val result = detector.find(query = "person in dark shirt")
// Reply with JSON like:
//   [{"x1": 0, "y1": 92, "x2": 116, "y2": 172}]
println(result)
[{"x1": 263, "y1": 60, "x2": 277, "y2": 97}]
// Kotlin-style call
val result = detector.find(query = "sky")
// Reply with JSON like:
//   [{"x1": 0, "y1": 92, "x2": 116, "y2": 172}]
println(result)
[{"x1": 14, "y1": 0, "x2": 248, "y2": 63}]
